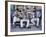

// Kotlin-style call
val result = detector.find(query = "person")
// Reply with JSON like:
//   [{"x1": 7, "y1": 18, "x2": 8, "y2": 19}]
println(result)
[
  {"x1": 12, "y1": 11, "x2": 17, "y2": 27},
  {"x1": 36, "y1": 10, "x2": 42, "y2": 26}
]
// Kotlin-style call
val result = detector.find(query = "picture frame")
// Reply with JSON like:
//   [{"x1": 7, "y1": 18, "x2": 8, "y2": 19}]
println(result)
[{"x1": 5, "y1": 1, "x2": 45, "y2": 36}]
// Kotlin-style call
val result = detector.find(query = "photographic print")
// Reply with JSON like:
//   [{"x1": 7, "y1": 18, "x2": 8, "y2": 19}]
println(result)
[{"x1": 5, "y1": 1, "x2": 45, "y2": 36}]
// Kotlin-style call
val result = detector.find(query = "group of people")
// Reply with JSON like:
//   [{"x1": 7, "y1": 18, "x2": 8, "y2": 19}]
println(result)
[{"x1": 11, "y1": 5, "x2": 42, "y2": 28}]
